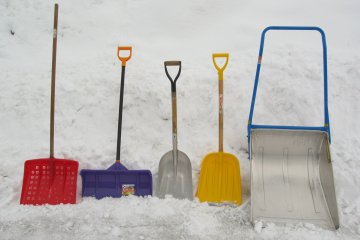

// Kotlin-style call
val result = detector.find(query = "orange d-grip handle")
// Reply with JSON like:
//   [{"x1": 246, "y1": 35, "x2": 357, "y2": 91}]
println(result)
[{"x1": 117, "y1": 46, "x2": 132, "y2": 66}]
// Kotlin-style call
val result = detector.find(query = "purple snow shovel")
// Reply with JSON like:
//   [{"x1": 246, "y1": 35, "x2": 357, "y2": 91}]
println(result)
[{"x1": 80, "y1": 47, "x2": 152, "y2": 199}]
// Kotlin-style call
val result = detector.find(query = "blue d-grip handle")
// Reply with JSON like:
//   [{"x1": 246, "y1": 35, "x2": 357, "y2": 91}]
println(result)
[{"x1": 247, "y1": 26, "x2": 331, "y2": 144}]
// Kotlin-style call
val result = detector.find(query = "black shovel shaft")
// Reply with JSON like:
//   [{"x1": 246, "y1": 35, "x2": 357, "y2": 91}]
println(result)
[
  {"x1": 116, "y1": 65, "x2": 126, "y2": 161},
  {"x1": 115, "y1": 46, "x2": 132, "y2": 162},
  {"x1": 50, "y1": 4, "x2": 58, "y2": 158}
]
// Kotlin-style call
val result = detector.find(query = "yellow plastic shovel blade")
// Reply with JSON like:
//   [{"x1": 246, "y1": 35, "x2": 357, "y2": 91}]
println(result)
[{"x1": 196, "y1": 152, "x2": 242, "y2": 205}]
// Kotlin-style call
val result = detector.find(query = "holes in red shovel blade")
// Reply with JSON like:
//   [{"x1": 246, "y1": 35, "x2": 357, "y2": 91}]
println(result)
[{"x1": 20, "y1": 158, "x2": 79, "y2": 205}]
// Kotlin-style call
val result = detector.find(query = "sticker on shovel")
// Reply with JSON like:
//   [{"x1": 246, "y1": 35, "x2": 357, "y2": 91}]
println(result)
[{"x1": 122, "y1": 184, "x2": 135, "y2": 196}]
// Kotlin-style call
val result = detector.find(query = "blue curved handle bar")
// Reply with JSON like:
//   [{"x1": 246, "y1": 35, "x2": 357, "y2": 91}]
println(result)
[{"x1": 247, "y1": 26, "x2": 331, "y2": 150}]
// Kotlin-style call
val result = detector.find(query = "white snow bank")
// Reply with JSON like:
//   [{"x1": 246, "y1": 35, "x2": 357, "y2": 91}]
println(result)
[{"x1": 1, "y1": 0, "x2": 360, "y2": 239}]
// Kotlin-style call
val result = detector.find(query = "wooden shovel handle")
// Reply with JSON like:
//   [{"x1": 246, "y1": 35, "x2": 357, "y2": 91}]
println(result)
[
  {"x1": 50, "y1": 4, "x2": 58, "y2": 158},
  {"x1": 164, "y1": 61, "x2": 182, "y2": 154},
  {"x1": 212, "y1": 53, "x2": 229, "y2": 152},
  {"x1": 219, "y1": 80, "x2": 224, "y2": 152}
]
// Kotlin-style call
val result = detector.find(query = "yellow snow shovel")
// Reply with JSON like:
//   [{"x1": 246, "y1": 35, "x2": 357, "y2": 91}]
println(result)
[{"x1": 196, "y1": 53, "x2": 242, "y2": 205}]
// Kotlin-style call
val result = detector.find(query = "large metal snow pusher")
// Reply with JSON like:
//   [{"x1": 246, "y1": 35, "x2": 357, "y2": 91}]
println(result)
[{"x1": 248, "y1": 26, "x2": 339, "y2": 229}]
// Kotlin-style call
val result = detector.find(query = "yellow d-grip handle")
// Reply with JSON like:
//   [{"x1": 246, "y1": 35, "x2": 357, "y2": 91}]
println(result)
[
  {"x1": 212, "y1": 53, "x2": 229, "y2": 80},
  {"x1": 118, "y1": 46, "x2": 132, "y2": 66}
]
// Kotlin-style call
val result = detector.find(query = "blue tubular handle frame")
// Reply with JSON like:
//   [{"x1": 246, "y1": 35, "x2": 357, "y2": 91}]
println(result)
[{"x1": 247, "y1": 26, "x2": 331, "y2": 152}]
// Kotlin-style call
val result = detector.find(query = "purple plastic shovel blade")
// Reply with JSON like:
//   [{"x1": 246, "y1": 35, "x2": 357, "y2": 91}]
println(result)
[{"x1": 80, "y1": 168, "x2": 152, "y2": 199}]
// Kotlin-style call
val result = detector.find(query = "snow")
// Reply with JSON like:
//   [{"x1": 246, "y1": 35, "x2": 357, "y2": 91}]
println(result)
[{"x1": 1, "y1": 0, "x2": 360, "y2": 239}]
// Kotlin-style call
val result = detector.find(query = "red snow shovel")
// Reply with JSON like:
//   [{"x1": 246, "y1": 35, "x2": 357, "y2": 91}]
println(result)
[{"x1": 20, "y1": 4, "x2": 79, "y2": 205}]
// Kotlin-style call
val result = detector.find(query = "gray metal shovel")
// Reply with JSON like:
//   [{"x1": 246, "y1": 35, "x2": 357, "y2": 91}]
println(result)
[{"x1": 156, "y1": 61, "x2": 193, "y2": 200}]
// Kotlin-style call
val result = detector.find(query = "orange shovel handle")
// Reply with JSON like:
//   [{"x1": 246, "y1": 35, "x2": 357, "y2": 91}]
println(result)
[{"x1": 117, "y1": 46, "x2": 132, "y2": 66}]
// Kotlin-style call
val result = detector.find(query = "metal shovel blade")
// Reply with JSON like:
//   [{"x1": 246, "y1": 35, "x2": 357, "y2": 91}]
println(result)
[
  {"x1": 250, "y1": 129, "x2": 339, "y2": 229},
  {"x1": 157, "y1": 150, "x2": 193, "y2": 200}
]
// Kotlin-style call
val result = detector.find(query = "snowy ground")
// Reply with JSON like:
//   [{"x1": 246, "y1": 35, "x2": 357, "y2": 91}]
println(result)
[{"x1": 1, "y1": 0, "x2": 360, "y2": 239}]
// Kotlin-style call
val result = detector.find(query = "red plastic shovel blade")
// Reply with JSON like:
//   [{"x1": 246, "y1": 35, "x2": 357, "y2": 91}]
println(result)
[{"x1": 20, "y1": 158, "x2": 79, "y2": 205}]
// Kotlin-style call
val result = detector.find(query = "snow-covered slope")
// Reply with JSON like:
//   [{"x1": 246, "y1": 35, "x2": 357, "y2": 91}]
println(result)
[{"x1": 1, "y1": 0, "x2": 360, "y2": 239}]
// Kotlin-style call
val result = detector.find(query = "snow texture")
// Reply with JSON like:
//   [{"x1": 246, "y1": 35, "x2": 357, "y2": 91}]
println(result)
[{"x1": 1, "y1": 0, "x2": 360, "y2": 239}]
